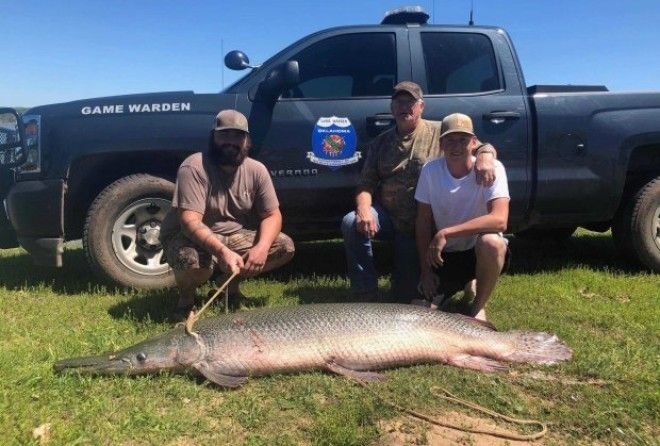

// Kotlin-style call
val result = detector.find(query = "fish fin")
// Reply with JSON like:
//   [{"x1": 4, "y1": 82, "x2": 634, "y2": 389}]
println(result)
[
  {"x1": 193, "y1": 363, "x2": 248, "y2": 388},
  {"x1": 326, "y1": 361, "x2": 387, "y2": 383},
  {"x1": 504, "y1": 331, "x2": 573, "y2": 364},
  {"x1": 446, "y1": 354, "x2": 508, "y2": 372}
]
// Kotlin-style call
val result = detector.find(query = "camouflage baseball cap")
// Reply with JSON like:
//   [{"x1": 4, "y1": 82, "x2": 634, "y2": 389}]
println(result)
[
  {"x1": 214, "y1": 109, "x2": 249, "y2": 133},
  {"x1": 440, "y1": 113, "x2": 475, "y2": 138},
  {"x1": 392, "y1": 81, "x2": 423, "y2": 101}
]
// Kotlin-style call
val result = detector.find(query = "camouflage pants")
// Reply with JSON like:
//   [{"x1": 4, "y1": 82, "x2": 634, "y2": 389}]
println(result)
[{"x1": 162, "y1": 229, "x2": 295, "y2": 274}]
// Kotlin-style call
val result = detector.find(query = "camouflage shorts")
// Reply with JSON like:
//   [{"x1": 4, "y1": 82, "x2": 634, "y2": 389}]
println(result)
[{"x1": 162, "y1": 229, "x2": 295, "y2": 273}]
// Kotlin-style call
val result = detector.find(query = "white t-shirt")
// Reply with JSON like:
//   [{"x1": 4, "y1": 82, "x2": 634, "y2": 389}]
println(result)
[{"x1": 415, "y1": 156, "x2": 510, "y2": 252}]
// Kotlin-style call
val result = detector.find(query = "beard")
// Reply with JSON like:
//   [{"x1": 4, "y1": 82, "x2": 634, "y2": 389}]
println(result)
[{"x1": 208, "y1": 141, "x2": 248, "y2": 167}]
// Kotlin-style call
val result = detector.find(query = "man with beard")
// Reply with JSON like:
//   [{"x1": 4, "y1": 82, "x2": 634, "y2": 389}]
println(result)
[{"x1": 160, "y1": 109, "x2": 294, "y2": 320}]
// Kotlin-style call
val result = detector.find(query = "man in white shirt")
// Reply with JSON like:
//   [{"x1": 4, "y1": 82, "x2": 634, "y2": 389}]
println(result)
[{"x1": 414, "y1": 113, "x2": 510, "y2": 321}]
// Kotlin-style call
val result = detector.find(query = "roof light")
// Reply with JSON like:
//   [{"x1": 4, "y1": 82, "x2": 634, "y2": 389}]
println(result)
[{"x1": 381, "y1": 6, "x2": 430, "y2": 25}]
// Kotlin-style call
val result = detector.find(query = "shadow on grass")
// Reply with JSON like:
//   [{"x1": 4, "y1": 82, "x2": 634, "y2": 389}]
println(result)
[
  {"x1": 264, "y1": 232, "x2": 647, "y2": 280},
  {"x1": 0, "y1": 232, "x2": 648, "y2": 299},
  {"x1": 0, "y1": 247, "x2": 117, "y2": 294},
  {"x1": 107, "y1": 289, "x2": 174, "y2": 324},
  {"x1": 83, "y1": 231, "x2": 648, "y2": 323},
  {"x1": 504, "y1": 233, "x2": 644, "y2": 274},
  {"x1": 263, "y1": 239, "x2": 394, "y2": 282},
  {"x1": 107, "y1": 288, "x2": 273, "y2": 324}
]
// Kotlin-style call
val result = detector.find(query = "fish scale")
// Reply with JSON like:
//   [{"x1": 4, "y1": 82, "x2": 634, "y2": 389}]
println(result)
[{"x1": 54, "y1": 303, "x2": 572, "y2": 387}]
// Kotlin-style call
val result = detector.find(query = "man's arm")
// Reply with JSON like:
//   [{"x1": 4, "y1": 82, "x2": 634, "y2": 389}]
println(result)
[
  {"x1": 473, "y1": 142, "x2": 498, "y2": 186},
  {"x1": 442, "y1": 197, "x2": 508, "y2": 237},
  {"x1": 354, "y1": 137, "x2": 380, "y2": 238},
  {"x1": 428, "y1": 198, "x2": 509, "y2": 268},
  {"x1": 355, "y1": 187, "x2": 377, "y2": 238},
  {"x1": 416, "y1": 202, "x2": 440, "y2": 299},
  {"x1": 243, "y1": 208, "x2": 282, "y2": 275},
  {"x1": 178, "y1": 208, "x2": 244, "y2": 273}
]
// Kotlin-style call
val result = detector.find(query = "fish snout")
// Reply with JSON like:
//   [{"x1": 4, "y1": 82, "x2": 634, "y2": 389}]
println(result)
[{"x1": 53, "y1": 353, "x2": 135, "y2": 375}]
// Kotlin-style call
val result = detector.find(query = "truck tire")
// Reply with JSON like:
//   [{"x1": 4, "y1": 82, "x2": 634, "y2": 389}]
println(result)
[
  {"x1": 620, "y1": 177, "x2": 660, "y2": 272},
  {"x1": 514, "y1": 226, "x2": 576, "y2": 242},
  {"x1": 83, "y1": 174, "x2": 176, "y2": 289}
]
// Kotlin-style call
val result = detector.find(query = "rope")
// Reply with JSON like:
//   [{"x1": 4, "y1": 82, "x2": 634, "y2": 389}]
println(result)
[
  {"x1": 356, "y1": 380, "x2": 547, "y2": 441},
  {"x1": 185, "y1": 270, "x2": 240, "y2": 336}
]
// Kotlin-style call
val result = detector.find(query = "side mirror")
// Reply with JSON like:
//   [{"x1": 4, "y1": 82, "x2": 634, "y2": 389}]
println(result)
[
  {"x1": 224, "y1": 50, "x2": 252, "y2": 71},
  {"x1": 282, "y1": 60, "x2": 300, "y2": 88},
  {"x1": 0, "y1": 108, "x2": 25, "y2": 168},
  {"x1": 261, "y1": 61, "x2": 300, "y2": 94}
]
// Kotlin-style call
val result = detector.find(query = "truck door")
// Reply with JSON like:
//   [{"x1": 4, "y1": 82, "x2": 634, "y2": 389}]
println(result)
[
  {"x1": 409, "y1": 29, "x2": 531, "y2": 230},
  {"x1": 235, "y1": 29, "x2": 410, "y2": 238}
]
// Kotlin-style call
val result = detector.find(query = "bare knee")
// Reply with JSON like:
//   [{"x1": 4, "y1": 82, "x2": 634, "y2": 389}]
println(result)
[{"x1": 475, "y1": 234, "x2": 507, "y2": 261}]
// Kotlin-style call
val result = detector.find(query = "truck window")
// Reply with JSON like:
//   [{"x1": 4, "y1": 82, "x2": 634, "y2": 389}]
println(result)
[
  {"x1": 421, "y1": 33, "x2": 500, "y2": 95},
  {"x1": 282, "y1": 33, "x2": 397, "y2": 99}
]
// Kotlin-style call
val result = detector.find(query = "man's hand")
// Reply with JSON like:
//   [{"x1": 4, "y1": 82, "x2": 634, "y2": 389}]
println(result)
[
  {"x1": 356, "y1": 206, "x2": 377, "y2": 239},
  {"x1": 243, "y1": 244, "x2": 269, "y2": 276},
  {"x1": 474, "y1": 151, "x2": 496, "y2": 186},
  {"x1": 419, "y1": 269, "x2": 440, "y2": 300},
  {"x1": 217, "y1": 246, "x2": 244, "y2": 275},
  {"x1": 427, "y1": 231, "x2": 447, "y2": 268}
]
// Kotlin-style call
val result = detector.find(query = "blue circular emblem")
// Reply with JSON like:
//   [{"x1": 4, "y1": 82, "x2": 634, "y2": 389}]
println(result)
[{"x1": 308, "y1": 116, "x2": 360, "y2": 170}]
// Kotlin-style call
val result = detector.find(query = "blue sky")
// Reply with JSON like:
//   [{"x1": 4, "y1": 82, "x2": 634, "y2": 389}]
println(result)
[{"x1": 2, "y1": 0, "x2": 659, "y2": 107}]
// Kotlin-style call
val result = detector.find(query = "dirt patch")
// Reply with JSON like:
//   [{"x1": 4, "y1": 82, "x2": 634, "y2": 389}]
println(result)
[{"x1": 379, "y1": 411, "x2": 556, "y2": 446}]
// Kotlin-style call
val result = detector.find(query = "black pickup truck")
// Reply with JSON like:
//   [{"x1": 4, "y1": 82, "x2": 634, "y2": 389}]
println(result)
[{"x1": 1, "y1": 8, "x2": 658, "y2": 288}]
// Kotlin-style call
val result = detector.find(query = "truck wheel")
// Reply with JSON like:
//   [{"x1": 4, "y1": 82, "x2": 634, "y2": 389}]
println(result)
[
  {"x1": 514, "y1": 226, "x2": 576, "y2": 242},
  {"x1": 624, "y1": 177, "x2": 660, "y2": 272},
  {"x1": 83, "y1": 174, "x2": 176, "y2": 289}
]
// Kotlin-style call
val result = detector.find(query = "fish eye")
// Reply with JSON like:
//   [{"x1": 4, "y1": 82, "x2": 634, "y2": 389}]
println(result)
[{"x1": 136, "y1": 352, "x2": 147, "y2": 362}]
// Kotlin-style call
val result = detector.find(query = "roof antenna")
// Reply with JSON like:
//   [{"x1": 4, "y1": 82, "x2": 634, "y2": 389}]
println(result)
[{"x1": 469, "y1": 0, "x2": 474, "y2": 26}]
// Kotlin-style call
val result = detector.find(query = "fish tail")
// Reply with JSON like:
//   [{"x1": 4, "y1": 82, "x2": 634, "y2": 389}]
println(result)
[{"x1": 503, "y1": 331, "x2": 573, "y2": 364}]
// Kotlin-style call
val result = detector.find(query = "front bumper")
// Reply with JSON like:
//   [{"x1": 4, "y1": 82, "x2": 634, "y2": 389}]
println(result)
[{"x1": 6, "y1": 179, "x2": 65, "y2": 266}]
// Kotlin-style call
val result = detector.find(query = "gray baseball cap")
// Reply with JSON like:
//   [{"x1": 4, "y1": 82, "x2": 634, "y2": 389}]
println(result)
[
  {"x1": 392, "y1": 81, "x2": 423, "y2": 101},
  {"x1": 214, "y1": 109, "x2": 249, "y2": 133}
]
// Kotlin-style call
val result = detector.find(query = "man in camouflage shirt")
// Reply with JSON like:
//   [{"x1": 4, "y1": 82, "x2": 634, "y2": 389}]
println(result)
[{"x1": 341, "y1": 82, "x2": 497, "y2": 302}]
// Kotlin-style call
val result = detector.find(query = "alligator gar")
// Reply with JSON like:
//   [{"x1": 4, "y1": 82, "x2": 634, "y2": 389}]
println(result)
[{"x1": 54, "y1": 303, "x2": 572, "y2": 387}]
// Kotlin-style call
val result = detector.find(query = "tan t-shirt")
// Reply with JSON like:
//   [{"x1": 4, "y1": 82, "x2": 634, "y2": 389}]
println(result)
[
  {"x1": 358, "y1": 119, "x2": 442, "y2": 235},
  {"x1": 160, "y1": 153, "x2": 279, "y2": 238}
]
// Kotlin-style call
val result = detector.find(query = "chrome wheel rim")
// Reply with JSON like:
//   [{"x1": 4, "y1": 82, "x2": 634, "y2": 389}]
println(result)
[{"x1": 111, "y1": 198, "x2": 171, "y2": 276}]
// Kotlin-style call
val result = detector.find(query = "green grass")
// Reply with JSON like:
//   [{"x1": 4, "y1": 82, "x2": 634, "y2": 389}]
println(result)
[{"x1": 0, "y1": 231, "x2": 658, "y2": 445}]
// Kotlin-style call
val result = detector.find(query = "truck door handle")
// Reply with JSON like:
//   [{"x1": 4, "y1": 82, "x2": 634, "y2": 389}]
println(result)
[
  {"x1": 483, "y1": 111, "x2": 521, "y2": 124},
  {"x1": 367, "y1": 114, "x2": 394, "y2": 127},
  {"x1": 366, "y1": 114, "x2": 395, "y2": 137}
]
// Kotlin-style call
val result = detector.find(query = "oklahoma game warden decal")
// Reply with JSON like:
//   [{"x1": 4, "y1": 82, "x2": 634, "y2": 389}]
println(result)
[{"x1": 308, "y1": 116, "x2": 361, "y2": 169}]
